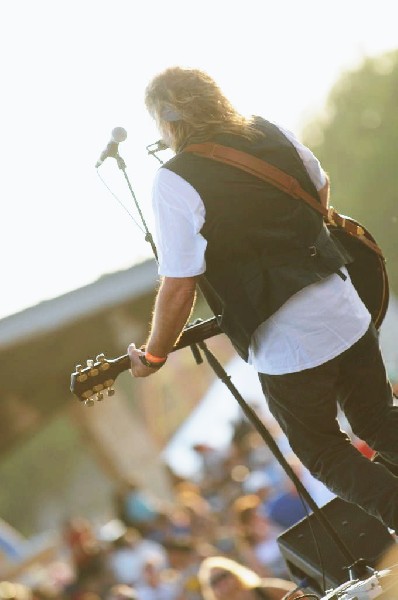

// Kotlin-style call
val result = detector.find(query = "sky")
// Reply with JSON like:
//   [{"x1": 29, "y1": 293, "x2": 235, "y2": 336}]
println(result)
[{"x1": 1, "y1": 0, "x2": 398, "y2": 321}]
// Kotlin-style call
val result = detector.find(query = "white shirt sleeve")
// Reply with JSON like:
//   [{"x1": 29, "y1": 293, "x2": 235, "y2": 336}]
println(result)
[
  {"x1": 152, "y1": 167, "x2": 207, "y2": 277},
  {"x1": 275, "y1": 123, "x2": 327, "y2": 191}
]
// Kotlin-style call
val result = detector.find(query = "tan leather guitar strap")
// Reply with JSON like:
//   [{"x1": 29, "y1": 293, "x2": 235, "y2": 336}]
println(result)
[{"x1": 184, "y1": 142, "x2": 384, "y2": 258}]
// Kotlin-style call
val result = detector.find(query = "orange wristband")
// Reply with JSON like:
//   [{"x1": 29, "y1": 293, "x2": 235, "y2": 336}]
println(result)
[{"x1": 145, "y1": 351, "x2": 167, "y2": 364}]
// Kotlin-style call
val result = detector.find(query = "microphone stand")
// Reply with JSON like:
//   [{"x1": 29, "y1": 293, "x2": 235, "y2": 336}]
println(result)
[
  {"x1": 108, "y1": 146, "x2": 376, "y2": 594},
  {"x1": 114, "y1": 153, "x2": 158, "y2": 260}
]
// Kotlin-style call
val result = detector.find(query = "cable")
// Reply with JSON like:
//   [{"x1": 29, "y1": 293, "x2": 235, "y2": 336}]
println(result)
[
  {"x1": 96, "y1": 168, "x2": 146, "y2": 235},
  {"x1": 294, "y1": 490, "x2": 327, "y2": 594}
]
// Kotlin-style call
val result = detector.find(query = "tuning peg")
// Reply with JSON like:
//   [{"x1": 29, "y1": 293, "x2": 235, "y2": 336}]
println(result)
[
  {"x1": 86, "y1": 358, "x2": 99, "y2": 377},
  {"x1": 107, "y1": 388, "x2": 115, "y2": 397},
  {"x1": 97, "y1": 353, "x2": 110, "y2": 371},
  {"x1": 76, "y1": 364, "x2": 88, "y2": 382},
  {"x1": 85, "y1": 398, "x2": 95, "y2": 407},
  {"x1": 96, "y1": 392, "x2": 104, "y2": 401}
]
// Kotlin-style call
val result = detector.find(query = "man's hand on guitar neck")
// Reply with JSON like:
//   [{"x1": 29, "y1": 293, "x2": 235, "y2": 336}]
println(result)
[
  {"x1": 127, "y1": 275, "x2": 198, "y2": 378},
  {"x1": 128, "y1": 343, "x2": 161, "y2": 378}
]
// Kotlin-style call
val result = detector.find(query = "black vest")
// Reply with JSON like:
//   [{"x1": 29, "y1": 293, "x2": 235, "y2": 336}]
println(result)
[{"x1": 163, "y1": 118, "x2": 352, "y2": 361}]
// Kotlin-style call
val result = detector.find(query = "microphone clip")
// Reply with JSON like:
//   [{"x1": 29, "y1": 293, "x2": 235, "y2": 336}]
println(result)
[{"x1": 146, "y1": 140, "x2": 168, "y2": 165}]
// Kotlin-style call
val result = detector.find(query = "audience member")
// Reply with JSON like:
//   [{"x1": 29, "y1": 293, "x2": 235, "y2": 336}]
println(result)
[
  {"x1": 134, "y1": 559, "x2": 179, "y2": 600},
  {"x1": 162, "y1": 537, "x2": 204, "y2": 600},
  {"x1": 106, "y1": 527, "x2": 167, "y2": 587},
  {"x1": 232, "y1": 496, "x2": 287, "y2": 579},
  {"x1": 107, "y1": 584, "x2": 138, "y2": 600},
  {"x1": 114, "y1": 481, "x2": 162, "y2": 536},
  {"x1": 0, "y1": 582, "x2": 31, "y2": 600},
  {"x1": 198, "y1": 555, "x2": 302, "y2": 600}
]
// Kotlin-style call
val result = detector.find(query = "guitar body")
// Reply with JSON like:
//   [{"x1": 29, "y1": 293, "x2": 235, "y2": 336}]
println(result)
[{"x1": 327, "y1": 216, "x2": 389, "y2": 330}]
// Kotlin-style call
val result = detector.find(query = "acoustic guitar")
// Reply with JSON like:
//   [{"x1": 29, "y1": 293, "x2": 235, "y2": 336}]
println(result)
[{"x1": 70, "y1": 216, "x2": 389, "y2": 405}]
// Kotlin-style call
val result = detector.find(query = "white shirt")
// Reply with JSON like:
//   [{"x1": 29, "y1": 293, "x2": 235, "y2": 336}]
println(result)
[{"x1": 152, "y1": 124, "x2": 370, "y2": 375}]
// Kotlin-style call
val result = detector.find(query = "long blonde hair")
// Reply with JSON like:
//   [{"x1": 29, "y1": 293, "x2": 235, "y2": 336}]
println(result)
[
  {"x1": 198, "y1": 556, "x2": 262, "y2": 600},
  {"x1": 144, "y1": 67, "x2": 262, "y2": 151}
]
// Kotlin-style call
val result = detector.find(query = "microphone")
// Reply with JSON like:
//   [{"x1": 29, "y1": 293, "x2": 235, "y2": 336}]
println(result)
[{"x1": 95, "y1": 127, "x2": 127, "y2": 168}]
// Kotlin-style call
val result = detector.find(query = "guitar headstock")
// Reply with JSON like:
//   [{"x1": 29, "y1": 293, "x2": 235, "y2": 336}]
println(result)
[
  {"x1": 70, "y1": 318, "x2": 222, "y2": 407},
  {"x1": 70, "y1": 353, "x2": 130, "y2": 406}
]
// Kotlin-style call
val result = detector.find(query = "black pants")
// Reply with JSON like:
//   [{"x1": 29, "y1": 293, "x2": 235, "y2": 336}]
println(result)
[{"x1": 258, "y1": 323, "x2": 398, "y2": 531}]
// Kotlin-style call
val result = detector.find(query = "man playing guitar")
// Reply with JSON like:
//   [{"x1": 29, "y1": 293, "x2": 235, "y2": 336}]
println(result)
[{"x1": 128, "y1": 66, "x2": 398, "y2": 534}]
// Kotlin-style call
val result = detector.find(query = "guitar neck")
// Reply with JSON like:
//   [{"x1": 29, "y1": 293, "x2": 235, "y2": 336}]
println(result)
[
  {"x1": 115, "y1": 316, "x2": 222, "y2": 375},
  {"x1": 71, "y1": 317, "x2": 223, "y2": 402}
]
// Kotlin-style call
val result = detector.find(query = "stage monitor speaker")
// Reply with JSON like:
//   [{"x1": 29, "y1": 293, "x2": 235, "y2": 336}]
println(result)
[{"x1": 277, "y1": 496, "x2": 395, "y2": 595}]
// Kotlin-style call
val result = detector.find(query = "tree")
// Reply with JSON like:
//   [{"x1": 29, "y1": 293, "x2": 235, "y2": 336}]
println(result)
[{"x1": 303, "y1": 50, "x2": 398, "y2": 295}]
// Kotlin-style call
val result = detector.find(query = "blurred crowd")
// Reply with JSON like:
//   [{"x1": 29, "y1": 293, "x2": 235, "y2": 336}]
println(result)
[{"x1": 1, "y1": 408, "x2": 375, "y2": 600}]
